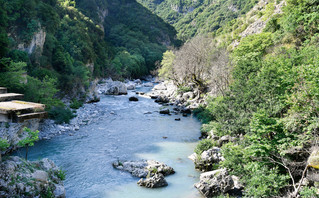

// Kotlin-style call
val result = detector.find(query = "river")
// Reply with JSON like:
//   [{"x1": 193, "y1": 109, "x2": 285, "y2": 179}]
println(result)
[{"x1": 15, "y1": 87, "x2": 202, "y2": 198}]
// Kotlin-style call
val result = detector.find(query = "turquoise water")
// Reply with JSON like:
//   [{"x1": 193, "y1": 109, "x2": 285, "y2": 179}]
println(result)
[{"x1": 15, "y1": 87, "x2": 202, "y2": 198}]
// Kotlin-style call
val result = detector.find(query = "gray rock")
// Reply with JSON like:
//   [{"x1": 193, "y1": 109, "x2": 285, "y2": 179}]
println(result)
[
  {"x1": 143, "y1": 82, "x2": 154, "y2": 87},
  {"x1": 194, "y1": 169, "x2": 236, "y2": 197},
  {"x1": 32, "y1": 170, "x2": 49, "y2": 183},
  {"x1": 137, "y1": 173, "x2": 168, "y2": 188},
  {"x1": 0, "y1": 156, "x2": 65, "y2": 198},
  {"x1": 54, "y1": 184, "x2": 66, "y2": 198},
  {"x1": 129, "y1": 96, "x2": 139, "y2": 102},
  {"x1": 195, "y1": 147, "x2": 224, "y2": 171},
  {"x1": 159, "y1": 109, "x2": 170, "y2": 115},
  {"x1": 112, "y1": 160, "x2": 175, "y2": 178},
  {"x1": 98, "y1": 81, "x2": 127, "y2": 95},
  {"x1": 134, "y1": 79, "x2": 142, "y2": 84},
  {"x1": 182, "y1": 92, "x2": 195, "y2": 100},
  {"x1": 155, "y1": 95, "x2": 170, "y2": 103},
  {"x1": 154, "y1": 84, "x2": 167, "y2": 90},
  {"x1": 127, "y1": 84, "x2": 136, "y2": 90}
]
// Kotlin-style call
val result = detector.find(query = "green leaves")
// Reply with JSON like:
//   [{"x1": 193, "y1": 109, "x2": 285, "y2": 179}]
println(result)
[
  {"x1": 0, "y1": 138, "x2": 9, "y2": 151},
  {"x1": 18, "y1": 127, "x2": 39, "y2": 148}
]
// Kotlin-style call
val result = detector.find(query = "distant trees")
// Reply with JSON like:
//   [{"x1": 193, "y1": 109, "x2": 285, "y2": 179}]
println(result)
[{"x1": 159, "y1": 36, "x2": 231, "y2": 95}]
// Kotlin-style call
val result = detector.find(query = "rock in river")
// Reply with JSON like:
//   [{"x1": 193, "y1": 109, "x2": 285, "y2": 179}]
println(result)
[
  {"x1": 137, "y1": 173, "x2": 168, "y2": 188},
  {"x1": 129, "y1": 96, "x2": 139, "y2": 101},
  {"x1": 112, "y1": 160, "x2": 175, "y2": 178},
  {"x1": 159, "y1": 109, "x2": 170, "y2": 115}
]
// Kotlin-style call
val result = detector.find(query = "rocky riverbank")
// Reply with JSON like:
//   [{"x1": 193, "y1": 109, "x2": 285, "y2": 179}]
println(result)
[{"x1": 0, "y1": 156, "x2": 65, "y2": 198}]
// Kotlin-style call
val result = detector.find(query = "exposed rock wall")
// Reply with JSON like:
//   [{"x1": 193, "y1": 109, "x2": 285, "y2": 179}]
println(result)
[{"x1": 17, "y1": 26, "x2": 46, "y2": 55}]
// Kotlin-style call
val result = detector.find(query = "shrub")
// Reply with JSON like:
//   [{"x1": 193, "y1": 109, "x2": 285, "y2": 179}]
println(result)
[
  {"x1": 48, "y1": 107, "x2": 75, "y2": 124},
  {"x1": 195, "y1": 139, "x2": 216, "y2": 155},
  {"x1": 56, "y1": 169, "x2": 66, "y2": 181},
  {"x1": 69, "y1": 99, "x2": 83, "y2": 109}
]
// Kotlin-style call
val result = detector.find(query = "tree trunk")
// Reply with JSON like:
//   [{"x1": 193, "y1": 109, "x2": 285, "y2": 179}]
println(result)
[{"x1": 25, "y1": 145, "x2": 28, "y2": 160}]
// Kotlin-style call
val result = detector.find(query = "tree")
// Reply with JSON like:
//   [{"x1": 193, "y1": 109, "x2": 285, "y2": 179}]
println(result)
[
  {"x1": 160, "y1": 36, "x2": 231, "y2": 95},
  {"x1": 18, "y1": 127, "x2": 39, "y2": 160},
  {"x1": 0, "y1": 138, "x2": 9, "y2": 162}
]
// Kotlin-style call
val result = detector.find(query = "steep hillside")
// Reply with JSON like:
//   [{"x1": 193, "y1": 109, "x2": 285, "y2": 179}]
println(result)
[
  {"x1": 0, "y1": 0, "x2": 178, "y2": 112},
  {"x1": 157, "y1": 0, "x2": 319, "y2": 196},
  {"x1": 137, "y1": 0, "x2": 259, "y2": 40}
]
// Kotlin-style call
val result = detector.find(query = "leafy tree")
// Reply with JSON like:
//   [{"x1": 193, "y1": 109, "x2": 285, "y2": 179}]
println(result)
[
  {"x1": 18, "y1": 127, "x2": 39, "y2": 160},
  {"x1": 0, "y1": 138, "x2": 9, "y2": 162}
]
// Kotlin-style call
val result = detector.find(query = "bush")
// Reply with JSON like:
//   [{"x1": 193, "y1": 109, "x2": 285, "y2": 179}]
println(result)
[
  {"x1": 48, "y1": 107, "x2": 75, "y2": 124},
  {"x1": 69, "y1": 99, "x2": 83, "y2": 109},
  {"x1": 56, "y1": 169, "x2": 66, "y2": 181},
  {"x1": 195, "y1": 139, "x2": 216, "y2": 155}
]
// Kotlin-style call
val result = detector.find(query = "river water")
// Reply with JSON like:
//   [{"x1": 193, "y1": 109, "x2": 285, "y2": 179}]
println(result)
[{"x1": 15, "y1": 87, "x2": 202, "y2": 198}]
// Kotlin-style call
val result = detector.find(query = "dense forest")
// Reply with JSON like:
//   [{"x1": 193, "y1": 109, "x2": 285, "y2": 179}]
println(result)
[
  {"x1": 156, "y1": 0, "x2": 319, "y2": 197},
  {"x1": 137, "y1": 0, "x2": 259, "y2": 40},
  {"x1": 0, "y1": 0, "x2": 179, "y2": 121}
]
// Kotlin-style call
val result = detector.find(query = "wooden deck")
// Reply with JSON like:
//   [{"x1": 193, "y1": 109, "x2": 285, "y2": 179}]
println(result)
[
  {"x1": 0, "y1": 93, "x2": 24, "y2": 102},
  {"x1": 0, "y1": 88, "x2": 47, "y2": 123}
]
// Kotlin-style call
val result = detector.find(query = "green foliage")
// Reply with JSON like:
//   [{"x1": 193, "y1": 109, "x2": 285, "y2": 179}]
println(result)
[
  {"x1": 0, "y1": 138, "x2": 9, "y2": 151},
  {"x1": 299, "y1": 186, "x2": 319, "y2": 198},
  {"x1": 195, "y1": 139, "x2": 216, "y2": 155},
  {"x1": 18, "y1": 127, "x2": 39, "y2": 160},
  {"x1": 18, "y1": 128, "x2": 39, "y2": 148},
  {"x1": 138, "y1": 0, "x2": 259, "y2": 40},
  {"x1": 70, "y1": 98, "x2": 83, "y2": 109},
  {"x1": 56, "y1": 169, "x2": 66, "y2": 181},
  {"x1": 48, "y1": 107, "x2": 75, "y2": 124},
  {"x1": 0, "y1": 58, "x2": 26, "y2": 93},
  {"x1": 177, "y1": 86, "x2": 192, "y2": 94},
  {"x1": 158, "y1": 50, "x2": 175, "y2": 80},
  {"x1": 24, "y1": 76, "x2": 62, "y2": 109},
  {"x1": 2, "y1": 0, "x2": 178, "y2": 97}
]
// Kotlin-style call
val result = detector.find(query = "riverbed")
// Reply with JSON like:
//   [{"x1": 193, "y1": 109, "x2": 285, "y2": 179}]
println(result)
[{"x1": 15, "y1": 87, "x2": 202, "y2": 198}]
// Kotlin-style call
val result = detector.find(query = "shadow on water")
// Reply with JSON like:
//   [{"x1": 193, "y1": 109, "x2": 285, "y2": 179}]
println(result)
[{"x1": 14, "y1": 87, "x2": 203, "y2": 198}]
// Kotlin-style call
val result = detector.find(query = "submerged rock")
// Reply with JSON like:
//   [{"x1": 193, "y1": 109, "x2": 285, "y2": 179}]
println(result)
[
  {"x1": 0, "y1": 156, "x2": 65, "y2": 198},
  {"x1": 137, "y1": 173, "x2": 168, "y2": 188},
  {"x1": 143, "y1": 82, "x2": 154, "y2": 87}
]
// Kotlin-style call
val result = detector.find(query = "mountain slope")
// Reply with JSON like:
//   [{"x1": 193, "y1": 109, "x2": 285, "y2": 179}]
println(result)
[
  {"x1": 137, "y1": 0, "x2": 259, "y2": 40},
  {"x1": 0, "y1": 0, "x2": 179, "y2": 106}
]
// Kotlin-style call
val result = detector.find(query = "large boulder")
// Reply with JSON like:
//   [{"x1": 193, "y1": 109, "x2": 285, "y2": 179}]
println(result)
[
  {"x1": 98, "y1": 81, "x2": 127, "y2": 95},
  {"x1": 126, "y1": 84, "x2": 136, "y2": 90},
  {"x1": 112, "y1": 160, "x2": 175, "y2": 178},
  {"x1": 155, "y1": 95, "x2": 170, "y2": 103},
  {"x1": 137, "y1": 173, "x2": 168, "y2": 188},
  {"x1": 194, "y1": 169, "x2": 242, "y2": 197},
  {"x1": 193, "y1": 147, "x2": 224, "y2": 171}
]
